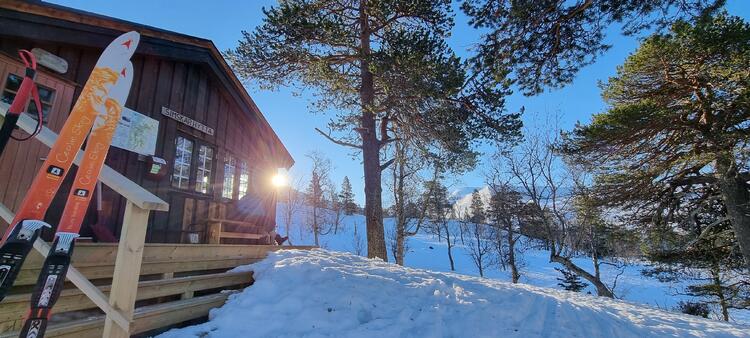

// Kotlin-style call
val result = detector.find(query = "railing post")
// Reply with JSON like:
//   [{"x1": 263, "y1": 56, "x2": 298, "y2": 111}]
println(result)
[
  {"x1": 103, "y1": 201, "x2": 150, "y2": 338},
  {"x1": 207, "y1": 221, "x2": 221, "y2": 244}
]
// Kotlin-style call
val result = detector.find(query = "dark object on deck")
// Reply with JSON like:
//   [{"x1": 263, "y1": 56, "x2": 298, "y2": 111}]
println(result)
[{"x1": 275, "y1": 234, "x2": 288, "y2": 245}]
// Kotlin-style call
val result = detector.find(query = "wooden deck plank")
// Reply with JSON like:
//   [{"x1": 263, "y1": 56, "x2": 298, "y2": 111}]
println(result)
[
  {"x1": 0, "y1": 271, "x2": 253, "y2": 324},
  {"x1": 0, "y1": 293, "x2": 234, "y2": 338}
]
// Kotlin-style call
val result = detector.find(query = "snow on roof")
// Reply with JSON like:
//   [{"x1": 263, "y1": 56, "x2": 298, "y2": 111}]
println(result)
[{"x1": 157, "y1": 249, "x2": 748, "y2": 338}]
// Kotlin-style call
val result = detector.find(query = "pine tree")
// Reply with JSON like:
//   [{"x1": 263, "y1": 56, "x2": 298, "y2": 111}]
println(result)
[
  {"x1": 562, "y1": 14, "x2": 750, "y2": 270},
  {"x1": 555, "y1": 268, "x2": 588, "y2": 293},
  {"x1": 227, "y1": 0, "x2": 522, "y2": 260},
  {"x1": 469, "y1": 189, "x2": 485, "y2": 224},
  {"x1": 339, "y1": 176, "x2": 357, "y2": 215}
]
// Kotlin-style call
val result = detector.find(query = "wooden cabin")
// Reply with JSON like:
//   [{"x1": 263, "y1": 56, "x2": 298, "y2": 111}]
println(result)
[
  {"x1": 0, "y1": 2, "x2": 309, "y2": 336},
  {"x1": 0, "y1": 1, "x2": 294, "y2": 244}
]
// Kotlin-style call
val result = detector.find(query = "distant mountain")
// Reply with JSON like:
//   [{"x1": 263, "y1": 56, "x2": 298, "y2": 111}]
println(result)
[
  {"x1": 451, "y1": 186, "x2": 492, "y2": 217},
  {"x1": 448, "y1": 187, "x2": 482, "y2": 204}
]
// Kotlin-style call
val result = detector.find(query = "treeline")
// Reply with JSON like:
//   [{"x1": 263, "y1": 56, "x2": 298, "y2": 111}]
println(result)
[{"x1": 279, "y1": 152, "x2": 360, "y2": 246}]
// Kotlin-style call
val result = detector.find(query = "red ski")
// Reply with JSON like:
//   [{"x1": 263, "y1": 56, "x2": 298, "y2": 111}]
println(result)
[
  {"x1": 0, "y1": 32, "x2": 139, "y2": 302},
  {"x1": 20, "y1": 61, "x2": 135, "y2": 338}
]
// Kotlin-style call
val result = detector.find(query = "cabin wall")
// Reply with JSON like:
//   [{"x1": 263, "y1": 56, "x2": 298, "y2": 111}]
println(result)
[{"x1": 0, "y1": 36, "x2": 279, "y2": 243}]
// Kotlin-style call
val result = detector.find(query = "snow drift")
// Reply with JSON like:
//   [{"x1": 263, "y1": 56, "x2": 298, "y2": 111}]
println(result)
[{"x1": 158, "y1": 249, "x2": 748, "y2": 338}]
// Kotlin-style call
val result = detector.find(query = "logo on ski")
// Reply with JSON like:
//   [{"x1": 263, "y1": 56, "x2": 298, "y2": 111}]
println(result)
[
  {"x1": 46, "y1": 165, "x2": 64, "y2": 178},
  {"x1": 38, "y1": 275, "x2": 58, "y2": 307},
  {"x1": 74, "y1": 189, "x2": 89, "y2": 198},
  {"x1": 25, "y1": 319, "x2": 41, "y2": 338},
  {"x1": 0, "y1": 265, "x2": 9, "y2": 285}
]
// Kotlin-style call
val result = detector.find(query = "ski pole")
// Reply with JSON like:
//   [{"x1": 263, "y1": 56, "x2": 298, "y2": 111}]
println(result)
[{"x1": 0, "y1": 50, "x2": 44, "y2": 155}]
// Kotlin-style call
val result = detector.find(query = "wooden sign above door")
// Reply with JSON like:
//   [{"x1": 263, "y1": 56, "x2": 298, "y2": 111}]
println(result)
[{"x1": 161, "y1": 106, "x2": 215, "y2": 136}]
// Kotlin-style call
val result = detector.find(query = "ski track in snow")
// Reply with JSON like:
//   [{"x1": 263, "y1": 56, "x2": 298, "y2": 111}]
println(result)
[{"x1": 157, "y1": 249, "x2": 748, "y2": 338}]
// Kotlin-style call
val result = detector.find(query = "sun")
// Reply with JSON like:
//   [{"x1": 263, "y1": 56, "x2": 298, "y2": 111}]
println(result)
[{"x1": 271, "y1": 173, "x2": 288, "y2": 188}]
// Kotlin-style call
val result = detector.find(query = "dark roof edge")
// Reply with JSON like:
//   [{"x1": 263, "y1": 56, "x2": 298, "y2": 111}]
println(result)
[{"x1": 1, "y1": 0, "x2": 294, "y2": 168}]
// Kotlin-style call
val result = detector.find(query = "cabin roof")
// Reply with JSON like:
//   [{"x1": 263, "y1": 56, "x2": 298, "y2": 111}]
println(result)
[{"x1": 0, "y1": 0, "x2": 294, "y2": 168}]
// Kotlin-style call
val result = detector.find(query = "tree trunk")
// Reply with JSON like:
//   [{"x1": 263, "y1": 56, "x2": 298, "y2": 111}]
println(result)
[
  {"x1": 550, "y1": 254, "x2": 614, "y2": 298},
  {"x1": 446, "y1": 224, "x2": 455, "y2": 271},
  {"x1": 508, "y1": 230, "x2": 520, "y2": 283},
  {"x1": 593, "y1": 252, "x2": 601, "y2": 280},
  {"x1": 710, "y1": 262, "x2": 729, "y2": 321},
  {"x1": 313, "y1": 206, "x2": 319, "y2": 247},
  {"x1": 475, "y1": 234, "x2": 484, "y2": 277},
  {"x1": 359, "y1": 0, "x2": 387, "y2": 261},
  {"x1": 715, "y1": 154, "x2": 750, "y2": 272},
  {"x1": 394, "y1": 150, "x2": 406, "y2": 266},
  {"x1": 395, "y1": 228, "x2": 405, "y2": 266}
]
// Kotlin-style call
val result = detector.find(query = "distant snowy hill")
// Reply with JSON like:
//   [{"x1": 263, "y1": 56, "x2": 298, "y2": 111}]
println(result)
[
  {"x1": 451, "y1": 186, "x2": 492, "y2": 216},
  {"x1": 448, "y1": 186, "x2": 482, "y2": 203},
  {"x1": 159, "y1": 250, "x2": 749, "y2": 338}
]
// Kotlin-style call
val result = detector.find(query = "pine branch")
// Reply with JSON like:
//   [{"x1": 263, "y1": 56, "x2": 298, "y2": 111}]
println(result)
[
  {"x1": 315, "y1": 128, "x2": 362, "y2": 149},
  {"x1": 380, "y1": 158, "x2": 395, "y2": 171}
]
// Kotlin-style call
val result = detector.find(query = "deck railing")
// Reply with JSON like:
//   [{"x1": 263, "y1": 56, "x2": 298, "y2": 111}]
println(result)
[{"x1": 0, "y1": 103, "x2": 170, "y2": 337}]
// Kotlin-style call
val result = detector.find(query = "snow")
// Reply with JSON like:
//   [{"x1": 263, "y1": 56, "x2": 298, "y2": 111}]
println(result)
[
  {"x1": 158, "y1": 249, "x2": 748, "y2": 338},
  {"x1": 278, "y1": 206, "x2": 749, "y2": 324},
  {"x1": 156, "y1": 202, "x2": 750, "y2": 336}
]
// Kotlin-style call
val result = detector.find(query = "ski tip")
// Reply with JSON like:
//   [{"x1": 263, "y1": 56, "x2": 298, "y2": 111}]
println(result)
[
  {"x1": 110, "y1": 62, "x2": 135, "y2": 103},
  {"x1": 113, "y1": 31, "x2": 140, "y2": 55},
  {"x1": 99, "y1": 31, "x2": 140, "y2": 67}
]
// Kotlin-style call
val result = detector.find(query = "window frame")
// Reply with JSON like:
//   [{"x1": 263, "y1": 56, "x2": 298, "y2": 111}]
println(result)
[
  {"x1": 170, "y1": 133, "x2": 216, "y2": 196},
  {"x1": 171, "y1": 135, "x2": 194, "y2": 190},
  {"x1": 194, "y1": 143, "x2": 215, "y2": 195},
  {"x1": 222, "y1": 153, "x2": 237, "y2": 199},
  {"x1": 238, "y1": 160, "x2": 250, "y2": 199}
]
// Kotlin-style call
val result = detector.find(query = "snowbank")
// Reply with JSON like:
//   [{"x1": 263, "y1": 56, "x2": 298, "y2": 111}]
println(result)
[
  {"x1": 277, "y1": 204, "x2": 750, "y2": 323},
  {"x1": 158, "y1": 249, "x2": 748, "y2": 338}
]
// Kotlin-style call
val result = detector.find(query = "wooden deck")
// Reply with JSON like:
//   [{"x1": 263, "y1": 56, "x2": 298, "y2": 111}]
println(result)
[{"x1": 0, "y1": 243, "x2": 314, "y2": 337}]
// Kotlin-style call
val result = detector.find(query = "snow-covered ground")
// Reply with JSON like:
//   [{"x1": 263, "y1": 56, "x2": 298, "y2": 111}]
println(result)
[
  {"x1": 279, "y1": 205, "x2": 750, "y2": 325},
  {"x1": 159, "y1": 249, "x2": 748, "y2": 337},
  {"x1": 158, "y1": 203, "x2": 749, "y2": 337}
]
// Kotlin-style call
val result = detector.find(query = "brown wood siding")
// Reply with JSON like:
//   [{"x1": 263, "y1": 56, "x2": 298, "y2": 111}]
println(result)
[{"x1": 0, "y1": 37, "x2": 280, "y2": 242}]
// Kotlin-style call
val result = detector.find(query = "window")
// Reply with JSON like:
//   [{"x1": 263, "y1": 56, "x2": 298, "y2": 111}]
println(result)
[
  {"x1": 222, "y1": 155, "x2": 236, "y2": 199},
  {"x1": 195, "y1": 145, "x2": 213, "y2": 194},
  {"x1": 172, "y1": 136, "x2": 193, "y2": 189},
  {"x1": 1, "y1": 73, "x2": 55, "y2": 124},
  {"x1": 238, "y1": 160, "x2": 249, "y2": 198}
]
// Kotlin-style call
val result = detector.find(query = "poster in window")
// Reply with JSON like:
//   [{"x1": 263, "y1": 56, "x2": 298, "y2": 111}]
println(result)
[{"x1": 112, "y1": 107, "x2": 159, "y2": 155}]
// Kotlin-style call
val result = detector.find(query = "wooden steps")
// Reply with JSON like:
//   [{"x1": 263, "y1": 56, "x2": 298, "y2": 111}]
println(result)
[
  {"x1": 12, "y1": 243, "x2": 282, "y2": 286},
  {"x1": 0, "y1": 271, "x2": 253, "y2": 325},
  {"x1": 0, "y1": 243, "x2": 314, "y2": 335},
  {"x1": 0, "y1": 293, "x2": 232, "y2": 338}
]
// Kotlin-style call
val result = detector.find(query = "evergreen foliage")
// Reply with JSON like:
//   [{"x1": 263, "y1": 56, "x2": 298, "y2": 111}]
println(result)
[
  {"x1": 555, "y1": 267, "x2": 588, "y2": 292},
  {"x1": 339, "y1": 176, "x2": 357, "y2": 215},
  {"x1": 561, "y1": 13, "x2": 750, "y2": 271},
  {"x1": 462, "y1": 0, "x2": 723, "y2": 94},
  {"x1": 469, "y1": 189, "x2": 486, "y2": 224}
]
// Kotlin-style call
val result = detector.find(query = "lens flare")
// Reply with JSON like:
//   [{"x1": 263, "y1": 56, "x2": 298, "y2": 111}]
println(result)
[{"x1": 271, "y1": 173, "x2": 288, "y2": 188}]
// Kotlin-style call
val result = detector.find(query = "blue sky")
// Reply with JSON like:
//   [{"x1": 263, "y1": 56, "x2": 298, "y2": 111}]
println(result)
[{"x1": 49, "y1": 0, "x2": 750, "y2": 204}]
